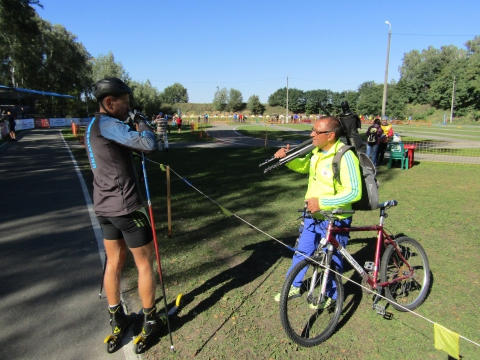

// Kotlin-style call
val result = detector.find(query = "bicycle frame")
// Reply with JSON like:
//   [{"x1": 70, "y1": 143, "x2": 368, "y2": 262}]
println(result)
[{"x1": 317, "y1": 205, "x2": 416, "y2": 295}]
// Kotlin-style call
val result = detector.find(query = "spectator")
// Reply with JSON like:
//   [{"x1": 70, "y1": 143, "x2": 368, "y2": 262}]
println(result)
[
  {"x1": 377, "y1": 118, "x2": 393, "y2": 165},
  {"x1": 7, "y1": 111, "x2": 16, "y2": 141},
  {"x1": 338, "y1": 101, "x2": 362, "y2": 151},
  {"x1": 176, "y1": 116, "x2": 182, "y2": 133},
  {"x1": 365, "y1": 119, "x2": 384, "y2": 167},
  {"x1": 154, "y1": 115, "x2": 169, "y2": 151}
]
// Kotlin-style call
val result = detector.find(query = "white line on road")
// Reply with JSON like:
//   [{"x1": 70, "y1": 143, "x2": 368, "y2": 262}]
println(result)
[{"x1": 61, "y1": 130, "x2": 142, "y2": 360}]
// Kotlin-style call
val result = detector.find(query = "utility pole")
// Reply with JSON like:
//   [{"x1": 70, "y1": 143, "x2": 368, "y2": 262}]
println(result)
[
  {"x1": 286, "y1": 76, "x2": 289, "y2": 124},
  {"x1": 450, "y1": 75, "x2": 456, "y2": 123},
  {"x1": 381, "y1": 21, "x2": 392, "y2": 118}
]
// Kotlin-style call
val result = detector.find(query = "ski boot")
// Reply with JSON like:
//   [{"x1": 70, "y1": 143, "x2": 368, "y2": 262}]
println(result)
[
  {"x1": 133, "y1": 307, "x2": 158, "y2": 354},
  {"x1": 132, "y1": 294, "x2": 183, "y2": 354},
  {"x1": 103, "y1": 304, "x2": 137, "y2": 353}
]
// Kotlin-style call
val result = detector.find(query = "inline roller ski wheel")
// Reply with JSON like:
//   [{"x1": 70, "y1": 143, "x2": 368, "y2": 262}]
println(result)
[
  {"x1": 133, "y1": 336, "x2": 147, "y2": 354},
  {"x1": 104, "y1": 335, "x2": 118, "y2": 353},
  {"x1": 103, "y1": 309, "x2": 138, "y2": 353}
]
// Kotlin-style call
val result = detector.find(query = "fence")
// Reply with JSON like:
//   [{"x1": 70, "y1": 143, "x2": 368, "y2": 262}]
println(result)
[{"x1": 401, "y1": 141, "x2": 480, "y2": 165}]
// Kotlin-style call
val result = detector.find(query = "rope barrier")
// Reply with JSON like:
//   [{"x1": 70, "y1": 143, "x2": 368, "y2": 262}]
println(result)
[{"x1": 145, "y1": 157, "x2": 480, "y2": 355}]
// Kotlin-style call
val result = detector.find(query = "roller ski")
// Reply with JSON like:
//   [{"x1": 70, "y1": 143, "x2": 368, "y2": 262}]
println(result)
[
  {"x1": 103, "y1": 304, "x2": 138, "y2": 353},
  {"x1": 133, "y1": 294, "x2": 183, "y2": 354}
]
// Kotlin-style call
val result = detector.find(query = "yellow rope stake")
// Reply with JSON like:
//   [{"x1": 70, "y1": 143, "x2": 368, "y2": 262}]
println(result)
[{"x1": 167, "y1": 166, "x2": 172, "y2": 237}]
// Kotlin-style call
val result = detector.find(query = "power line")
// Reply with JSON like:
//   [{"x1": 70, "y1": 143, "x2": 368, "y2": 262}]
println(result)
[
  {"x1": 145, "y1": 78, "x2": 285, "y2": 84},
  {"x1": 290, "y1": 77, "x2": 358, "y2": 85},
  {"x1": 393, "y1": 32, "x2": 478, "y2": 37}
]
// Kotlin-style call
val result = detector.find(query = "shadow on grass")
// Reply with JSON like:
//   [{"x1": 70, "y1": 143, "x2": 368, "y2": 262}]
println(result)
[{"x1": 143, "y1": 238, "x2": 295, "y2": 353}]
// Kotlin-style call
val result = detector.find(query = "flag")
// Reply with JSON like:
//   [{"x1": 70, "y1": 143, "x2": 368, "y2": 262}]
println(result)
[
  {"x1": 219, "y1": 205, "x2": 233, "y2": 217},
  {"x1": 434, "y1": 323, "x2": 459, "y2": 359}
]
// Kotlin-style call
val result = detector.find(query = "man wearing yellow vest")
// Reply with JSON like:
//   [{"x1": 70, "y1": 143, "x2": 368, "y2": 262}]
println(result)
[{"x1": 272, "y1": 116, "x2": 362, "y2": 308}]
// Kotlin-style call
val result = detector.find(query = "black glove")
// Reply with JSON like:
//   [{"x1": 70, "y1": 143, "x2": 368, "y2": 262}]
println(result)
[{"x1": 133, "y1": 112, "x2": 148, "y2": 125}]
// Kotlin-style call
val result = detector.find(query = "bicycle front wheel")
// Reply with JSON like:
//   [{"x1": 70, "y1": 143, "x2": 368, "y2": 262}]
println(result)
[
  {"x1": 380, "y1": 236, "x2": 430, "y2": 311},
  {"x1": 279, "y1": 256, "x2": 344, "y2": 347}
]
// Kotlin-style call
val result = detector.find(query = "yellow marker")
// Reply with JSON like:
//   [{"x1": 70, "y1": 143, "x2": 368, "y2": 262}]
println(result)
[
  {"x1": 219, "y1": 205, "x2": 233, "y2": 217},
  {"x1": 159, "y1": 164, "x2": 166, "y2": 171},
  {"x1": 434, "y1": 323, "x2": 459, "y2": 359}
]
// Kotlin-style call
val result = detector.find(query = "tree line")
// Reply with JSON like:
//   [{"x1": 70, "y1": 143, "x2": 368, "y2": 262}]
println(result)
[
  {"x1": 266, "y1": 36, "x2": 480, "y2": 120},
  {"x1": 2, "y1": 1, "x2": 479, "y2": 120}
]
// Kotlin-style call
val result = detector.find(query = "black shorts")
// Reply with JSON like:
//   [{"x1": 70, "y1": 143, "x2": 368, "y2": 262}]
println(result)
[{"x1": 97, "y1": 208, "x2": 153, "y2": 248}]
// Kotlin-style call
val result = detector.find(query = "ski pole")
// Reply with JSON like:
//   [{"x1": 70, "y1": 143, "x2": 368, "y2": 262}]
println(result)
[
  {"x1": 141, "y1": 153, "x2": 175, "y2": 352},
  {"x1": 99, "y1": 252, "x2": 107, "y2": 299}
]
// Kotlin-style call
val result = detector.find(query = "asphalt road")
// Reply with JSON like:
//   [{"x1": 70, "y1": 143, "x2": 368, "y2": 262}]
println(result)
[{"x1": 0, "y1": 130, "x2": 131, "y2": 360}]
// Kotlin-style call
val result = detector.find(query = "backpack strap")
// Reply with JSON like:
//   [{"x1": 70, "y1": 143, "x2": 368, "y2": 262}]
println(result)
[{"x1": 332, "y1": 144, "x2": 355, "y2": 188}]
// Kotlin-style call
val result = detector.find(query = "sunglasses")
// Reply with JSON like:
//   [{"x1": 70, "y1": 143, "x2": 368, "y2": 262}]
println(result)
[{"x1": 311, "y1": 128, "x2": 332, "y2": 135}]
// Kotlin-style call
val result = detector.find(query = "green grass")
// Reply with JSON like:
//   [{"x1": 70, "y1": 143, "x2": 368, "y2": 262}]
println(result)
[
  {"x1": 68, "y1": 140, "x2": 480, "y2": 359},
  {"x1": 62, "y1": 124, "x2": 216, "y2": 144},
  {"x1": 235, "y1": 125, "x2": 310, "y2": 143}
]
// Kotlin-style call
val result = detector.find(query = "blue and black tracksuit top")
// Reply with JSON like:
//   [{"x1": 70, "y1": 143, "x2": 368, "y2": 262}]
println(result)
[{"x1": 86, "y1": 113, "x2": 157, "y2": 217}]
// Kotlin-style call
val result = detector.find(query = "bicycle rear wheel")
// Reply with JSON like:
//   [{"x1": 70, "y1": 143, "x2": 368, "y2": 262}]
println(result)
[
  {"x1": 279, "y1": 256, "x2": 344, "y2": 347},
  {"x1": 380, "y1": 236, "x2": 430, "y2": 311}
]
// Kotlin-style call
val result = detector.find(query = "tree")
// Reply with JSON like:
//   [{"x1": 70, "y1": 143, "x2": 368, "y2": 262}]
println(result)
[
  {"x1": 304, "y1": 89, "x2": 329, "y2": 114},
  {"x1": 161, "y1": 82, "x2": 188, "y2": 104},
  {"x1": 228, "y1": 88, "x2": 243, "y2": 112},
  {"x1": 355, "y1": 81, "x2": 383, "y2": 116},
  {"x1": 91, "y1": 51, "x2": 130, "y2": 83},
  {"x1": 342, "y1": 90, "x2": 360, "y2": 113},
  {"x1": 267, "y1": 87, "x2": 305, "y2": 113},
  {"x1": 287, "y1": 88, "x2": 306, "y2": 114},
  {"x1": 38, "y1": 21, "x2": 91, "y2": 95},
  {"x1": 268, "y1": 87, "x2": 287, "y2": 107},
  {"x1": 0, "y1": 0, "x2": 43, "y2": 87},
  {"x1": 246, "y1": 95, "x2": 264, "y2": 115},
  {"x1": 130, "y1": 80, "x2": 162, "y2": 116},
  {"x1": 212, "y1": 86, "x2": 228, "y2": 111},
  {"x1": 385, "y1": 80, "x2": 407, "y2": 118}
]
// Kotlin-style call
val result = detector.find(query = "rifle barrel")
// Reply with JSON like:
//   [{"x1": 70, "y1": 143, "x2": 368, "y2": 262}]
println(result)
[
  {"x1": 263, "y1": 144, "x2": 315, "y2": 173},
  {"x1": 259, "y1": 138, "x2": 313, "y2": 167}
]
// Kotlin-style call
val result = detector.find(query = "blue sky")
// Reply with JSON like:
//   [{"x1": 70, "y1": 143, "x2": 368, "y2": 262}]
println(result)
[{"x1": 38, "y1": 0, "x2": 479, "y2": 103}]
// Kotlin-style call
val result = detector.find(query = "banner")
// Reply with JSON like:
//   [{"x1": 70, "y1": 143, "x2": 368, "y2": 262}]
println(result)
[
  {"x1": 15, "y1": 119, "x2": 35, "y2": 130},
  {"x1": 0, "y1": 122, "x2": 7, "y2": 137},
  {"x1": 34, "y1": 118, "x2": 50, "y2": 128},
  {"x1": 49, "y1": 118, "x2": 69, "y2": 127},
  {"x1": 70, "y1": 118, "x2": 93, "y2": 126},
  {"x1": 78, "y1": 117, "x2": 93, "y2": 126}
]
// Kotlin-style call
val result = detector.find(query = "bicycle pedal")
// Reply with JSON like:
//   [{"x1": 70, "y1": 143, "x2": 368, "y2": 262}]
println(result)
[
  {"x1": 364, "y1": 261, "x2": 374, "y2": 271},
  {"x1": 383, "y1": 312, "x2": 393, "y2": 320},
  {"x1": 373, "y1": 304, "x2": 386, "y2": 316}
]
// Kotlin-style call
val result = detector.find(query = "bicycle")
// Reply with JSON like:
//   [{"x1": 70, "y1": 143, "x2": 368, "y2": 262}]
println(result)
[{"x1": 278, "y1": 200, "x2": 430, "y2": 347}]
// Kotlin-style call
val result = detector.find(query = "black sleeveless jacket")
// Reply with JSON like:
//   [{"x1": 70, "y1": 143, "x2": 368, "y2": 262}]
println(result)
[{"x1": 86, "y1": 113, "x2": 156, "y2": 217}]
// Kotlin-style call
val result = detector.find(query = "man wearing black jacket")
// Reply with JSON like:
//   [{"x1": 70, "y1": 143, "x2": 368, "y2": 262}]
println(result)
[
  {"x1": 338, "y1": 101, "x2": 363, "y2": 151},
  {"x1": 87, "y1": 77, "x2": 159, "y2": 340}
]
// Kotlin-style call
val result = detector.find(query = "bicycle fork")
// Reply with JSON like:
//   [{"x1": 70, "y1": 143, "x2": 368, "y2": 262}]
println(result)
[{"x1": 308, "y1": 244, "x2": 334, "y2": 306}]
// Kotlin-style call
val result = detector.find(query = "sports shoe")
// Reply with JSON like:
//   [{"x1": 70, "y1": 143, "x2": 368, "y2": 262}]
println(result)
[
  {"x1": 108, "y1": 304, "x2": 134, "y2": 336},
  {"x1": 309, "y1": 296, "x2": 334, "y2": 310},
  {"x1": 274, "y1": 286, "x2": 301, "y2": 302}
]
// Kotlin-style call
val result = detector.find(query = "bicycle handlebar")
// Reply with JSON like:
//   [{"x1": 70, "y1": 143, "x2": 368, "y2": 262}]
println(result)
[
  {"x1": 297, "y1": 208, "x2": 355, "y2": 217},
  {"x1": 297, "y1": 200, "x2": 398, "y2": 218},
  {"x1": 378, "y1": 200, "x2": 398, "y2": 209}
]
